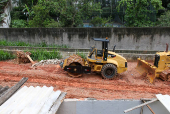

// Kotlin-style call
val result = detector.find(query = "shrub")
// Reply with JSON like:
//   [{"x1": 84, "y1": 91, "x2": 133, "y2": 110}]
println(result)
[
  {"x1": 46, "y1": 20, "x2": 62, "y2": 28},
  {"x1": 157, "y1": 11, "x2": 170, "y2": 27},
  {"x1": 11, "y1": 20, "x2": 28, "y2": 28},
  {"x1": 0, "y1": 40, "x2": 69, "y2": 48},
  {"x1": 90, "y1": 16, "x2": 103, "y2": 27},
  {"x1": 90, "y1": 16, "x2": 111, "y2": 27},
  {"x1": 29, "y1": 49, "x2": 62, "y2": 61},
  {"x1": 0, "y1": 40, "x2": 30, "y2": 46},
  {"x1": 0, "y1": 50, "x2": 15, "y2": 61},
  {"x1": 77, "y1": 51, "x2": 86, "y2": 59}
]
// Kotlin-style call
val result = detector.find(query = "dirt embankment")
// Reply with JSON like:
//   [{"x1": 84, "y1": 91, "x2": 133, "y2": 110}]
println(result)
[{"x1": 0, "y1": 61, "x2": 169, "y2": 100}]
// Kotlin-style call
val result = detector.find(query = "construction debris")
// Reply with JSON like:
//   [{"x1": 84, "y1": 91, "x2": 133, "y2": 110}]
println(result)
[
  {"x1": 124, "y1": 98, "x2": 158, "y2": 113},
  {"x1": 32, "y1": 59, "x2": 63, "y2": 67},
  {"x1": 141, "y1": 100, "x2": 155, "y2": 114},
  {"x1": 0, "y1": 77, "x2": 28, "y2": 106},
  {"x1": 16, "y1": 51, "x2": 34, "y2": 64},
  {"x1": 124, "y1": 94, "x2": 170, "y2": 113},
  {"x1": 0, "y1": 86, "x2": 66, "y2": 114}
]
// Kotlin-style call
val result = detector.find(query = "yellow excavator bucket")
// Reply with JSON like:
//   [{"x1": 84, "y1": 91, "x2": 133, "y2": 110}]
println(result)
[{"x1": 136, "y1": 58, "x2": 156, "y2": 83}]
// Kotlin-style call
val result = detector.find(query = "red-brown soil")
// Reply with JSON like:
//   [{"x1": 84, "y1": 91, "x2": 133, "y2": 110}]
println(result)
[{"x1": 0, "y1": 60, "x2": 170, "y2": 100}]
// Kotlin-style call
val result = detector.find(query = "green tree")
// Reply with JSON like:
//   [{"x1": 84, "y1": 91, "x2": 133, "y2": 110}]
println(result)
[
  {"x1": 11, "y1": 19, "x2": 27, "y2": 28},
  {"x1": 117, "y1": 0, "x2": 163, "y2": 27},
  {"x1": 157, "y1": 11, "x2": 170, "y2": 26},
  {"x1": 90, "y1": 16, "x2": 111, "y2": 27},
  {"x1": 28, "y1": 4, "x2": 51, "y2": 27},
  {"x1": 59, "y1": 0, "x2": 102, "y2": 27},
  {"x1": 12, "y1": 0, "x2": 38, "y2": 7},
  {"x1": 28, "y1": 0, "x2": 101, "y2": 27},
  {"x1": 161, "y1": 0, "x2": 170, "y2": 9},
  {"x1": 28, "y1": 0, "x2": 59, "y2": 27}
]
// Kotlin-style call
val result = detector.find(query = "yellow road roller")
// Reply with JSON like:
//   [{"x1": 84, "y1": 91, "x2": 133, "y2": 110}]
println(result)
[{"x1": 61, "y1": 37, "x2": 127, "y2": 79}]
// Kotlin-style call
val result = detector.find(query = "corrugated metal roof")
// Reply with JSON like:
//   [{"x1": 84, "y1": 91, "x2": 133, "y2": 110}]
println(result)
[
  {"x1": 156, "y1": 94, "x2": 170, "y2": 113},
  {"x1": 0, "y1": 86, "x2": 62, "y2": 114}
]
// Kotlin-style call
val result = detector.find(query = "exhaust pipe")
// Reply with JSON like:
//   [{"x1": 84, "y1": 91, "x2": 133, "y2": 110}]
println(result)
[
  {"x1": 113, "y1": 45, "x2": 116, "y2": 52},
  {"x1": 166, "y1": 43, "x2": 169, "y2": 52}
]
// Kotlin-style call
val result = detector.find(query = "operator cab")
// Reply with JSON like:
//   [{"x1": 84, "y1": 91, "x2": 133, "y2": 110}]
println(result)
[{"x1": 88, "y1": 38, "x2": 109, "y2": 61}]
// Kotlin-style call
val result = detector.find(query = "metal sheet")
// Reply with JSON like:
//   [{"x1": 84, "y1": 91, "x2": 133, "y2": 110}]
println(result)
[
  {"x1": 0, "y1": 86, "x2": 61, "y2": 114},
  {"x1": 156, "y1": 94, "x2": 170, "y2": 113}
]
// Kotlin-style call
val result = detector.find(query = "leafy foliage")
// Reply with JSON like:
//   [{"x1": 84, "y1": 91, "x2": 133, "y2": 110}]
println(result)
[
  {"x1": 28, "y1": 2, "x2": 53, "y2": 27},
  {"x1": 10, "y1": 7, "x2": 27, "y2": 20},
  {"x1": 0, "y1": 39, "x2": 70, "y2": 48},
  {"x1": 12, "y1": 0, "x2": 38, "y2": 8},
  {"x1": 0, "y1": 0, "x2": 9, "y2": 11},
  {"x1": 10, "y1": 0, "x2": 167, "y2": 27},
  {"x1": 10, "y1": 6, "x2": 28, "y2": 27},
  {"x1": 12, "y1": 0, "x2": 101, "y2": 27},
  {"x1": 167, "y1": 3, "x2": 170, "y2": 10},
  {"x1": 11, "y1": 20, "x2": 28, "y2": 28},
  {"x1": 0, "y1": 50, "x2": 15, "y2": 61},
  {"x1": 59, "y1": 0, "x2": 102, "y2": 27},
  {"x1": 90, "y1": 16, "x2": 111, "y2": 27},
  {"x1": 0, "y1": 13, "x2": 6, "y2": 25},
  {"x1": 90, "y1": 16, "x2": 103, "y2": 27},
  {"x1": 157, "y1": 11, "x2": 170, "y2": 26},
  {"x1": 117, "y1": 0, "x2": 163, "y2": 27},
  {"x1": 46, "y1": 20, "x2": 62, "y2": 28},
  {"x1": 161, "y1": 0, "x2": 170, "y2": 9},
  {"x1": 0, "y1": 40, "x2": 30, "y2": 46},
  {"x1": 77, "y1": 51, "x2": 86, "y2": 59},
  {"x1": 29, "y1": 49, "x2": 62, "y2": 61}
]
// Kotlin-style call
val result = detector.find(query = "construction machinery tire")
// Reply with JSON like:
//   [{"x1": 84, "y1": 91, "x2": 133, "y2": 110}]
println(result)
[
  {"x1": 66, "y1": 55, "x2": 84, "y2": 66},
  {"x1": 66, "y1": 55, "x2": 84, "y2": 78},
  {"x1": 101, "y1": 64, "x2": 117, "y2": 79}
]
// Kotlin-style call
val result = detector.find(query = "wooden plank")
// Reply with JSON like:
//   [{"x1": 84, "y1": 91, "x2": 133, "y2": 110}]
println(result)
[
  {"x1": 142, "y1": 100, "x2": 155, "y2": 114},
  {"x1": 140, "y1": 106, "x2": 143, "y2": 114},
  {"x1": 26, "y1": 55, "x2": 35, "y2": 65},
  {"x1": 124, "y1": 98, "x2": 158, "y2": 113},
  {"x1": 0, "y1": 86, "x2": 9, "y2": 96},
  {"x1": 0, "y1": 77, "x2": 28, "y2": 106},
  {"x1": 48, "y1": 92, "x2": 67, "y2": 114},
  {"x1": 156, "y1": 94, "x2": 170, "y2": 113},
  {"x1": 140, "y1": 98, "x2": 156, "y2": 101},
  {"x1": 0, "y1": 85, "x2": 3, "y2": 90}
]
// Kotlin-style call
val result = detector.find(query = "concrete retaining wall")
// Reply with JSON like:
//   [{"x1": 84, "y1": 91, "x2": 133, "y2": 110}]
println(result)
[
  {"x1": 57, "y1": 99, "x2": 169, "y2": 114},
  {"x1": 0, "y1": 28, "x2": 170, "y2": 51}
]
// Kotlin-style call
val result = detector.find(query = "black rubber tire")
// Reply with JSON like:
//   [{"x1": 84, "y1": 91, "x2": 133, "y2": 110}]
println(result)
[{"x1": 101, "y1": 64, "x2": 117, "y2": 79}]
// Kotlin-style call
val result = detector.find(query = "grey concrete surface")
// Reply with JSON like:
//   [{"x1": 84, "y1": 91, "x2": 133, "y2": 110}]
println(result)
[
  {"x1": 57, "y1": 100, "x2": 169, "y2": 114},
  {"x1": 0, "y1": 28, "x2": 170, "y2": 51}
]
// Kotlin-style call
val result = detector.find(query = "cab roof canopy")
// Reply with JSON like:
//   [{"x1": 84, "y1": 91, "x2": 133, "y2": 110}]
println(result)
[{"x1": 93, "y1": 38, "x2": 109, "y2": 42}]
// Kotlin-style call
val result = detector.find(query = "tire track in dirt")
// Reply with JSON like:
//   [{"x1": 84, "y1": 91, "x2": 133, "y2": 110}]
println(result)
[
  {"x1": 0, "y1": 71, "x2": 169, "y2": 95},
  {"x1": 0, "y1": 61, "x2": 170, "y2": 100}
]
